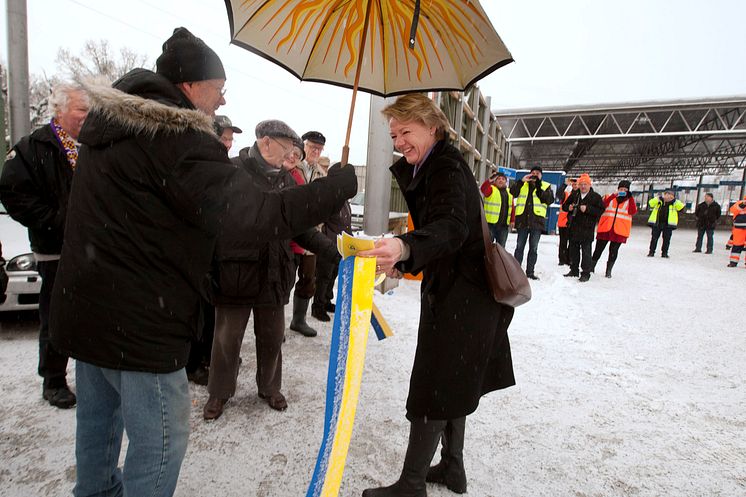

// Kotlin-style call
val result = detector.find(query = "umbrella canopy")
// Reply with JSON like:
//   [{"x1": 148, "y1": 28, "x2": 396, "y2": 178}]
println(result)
[{"x1": 224, "y1": 0, "x2": 512, "y2": 97}]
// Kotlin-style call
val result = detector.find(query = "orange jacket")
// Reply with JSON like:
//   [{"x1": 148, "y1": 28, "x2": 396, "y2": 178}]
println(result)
[
  {"x1": 557, "y1": 191, "x2": 571, "y2": 228},
  {"x1": 730, "y1": 200, "x2": 746, "y2": 228}
]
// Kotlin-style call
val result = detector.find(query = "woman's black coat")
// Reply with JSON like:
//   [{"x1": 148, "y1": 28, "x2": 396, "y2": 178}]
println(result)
[{"x1": 392, "y1": 140, "x2": 515, "y2": 421}]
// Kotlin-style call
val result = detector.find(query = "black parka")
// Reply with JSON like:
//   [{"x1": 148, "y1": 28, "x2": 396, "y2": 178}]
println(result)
[
  {"x1": 49, "y1": 69, "x2": 356, "y2": 373},
  {"x1": 694, "y1": 201, "x2": 721, "y2": 229},
  {"x1": 393, "y1": 140, "x2": 515, "y2": 421},
  {"x1": 210, "y1": 146, "x2": 338, "y2": 307},
  {"x1": 562, "y1": 188, "x2": 605, "y2": 242},
  {"x1": 0, "y1": 124, "x2": 74, "y2": 254}
]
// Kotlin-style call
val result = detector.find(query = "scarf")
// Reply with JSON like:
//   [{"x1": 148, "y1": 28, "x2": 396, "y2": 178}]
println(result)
[{"x1": 50, "y1": 118, "x2": 79, "y2": 171}]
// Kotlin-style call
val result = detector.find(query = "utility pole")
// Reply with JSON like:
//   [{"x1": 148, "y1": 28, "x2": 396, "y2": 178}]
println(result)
[
  {"x1": 363, "y1": 95, "x2": 394, "y2": 236},
  {"x1": 6, "y1": 0, "x2": 31, "y2": 144}
]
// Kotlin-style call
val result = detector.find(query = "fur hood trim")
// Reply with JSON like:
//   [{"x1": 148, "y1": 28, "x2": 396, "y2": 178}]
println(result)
[{"x1": 83, "y1": 82, "x2": 216, "y2": 138}]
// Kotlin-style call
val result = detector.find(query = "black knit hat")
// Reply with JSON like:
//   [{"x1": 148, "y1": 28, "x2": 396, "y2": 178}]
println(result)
[
  {"x1": 618, "y1": 180, "x2": 631, "y2": 189},
  {"x1": 156, "y1": 27, "x2": 226, "y2": 83},
  {"x1": 530, "y1": 165, "x2": 543, "y2": 174}
]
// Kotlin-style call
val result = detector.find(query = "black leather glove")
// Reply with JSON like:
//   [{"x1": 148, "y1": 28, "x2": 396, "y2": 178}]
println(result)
[{"x1": 327, "y1": 162, "x2": 358, "y2": 199}]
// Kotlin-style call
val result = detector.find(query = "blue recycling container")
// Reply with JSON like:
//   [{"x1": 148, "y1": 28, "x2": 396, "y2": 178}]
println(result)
[{"x1": 546, "y1": 204, "x2": 561, "y2": 234}]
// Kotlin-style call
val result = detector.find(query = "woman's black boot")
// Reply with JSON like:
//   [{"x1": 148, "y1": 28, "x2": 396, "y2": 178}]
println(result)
[
  {"x1": 426, "y1": 417, "x2": 467, "y2": 493},
  {"x1": 362, "y1": 418, "x2": 446, "y2": 497}
]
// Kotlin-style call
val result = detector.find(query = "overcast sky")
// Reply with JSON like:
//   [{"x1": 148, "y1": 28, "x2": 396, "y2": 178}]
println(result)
[{"x1": 2, "y1": 0, "x2": 746, "y2": 164}]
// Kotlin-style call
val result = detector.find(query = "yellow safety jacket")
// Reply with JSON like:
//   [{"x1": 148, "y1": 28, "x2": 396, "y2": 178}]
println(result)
[
  {"x1": 515, "y1": 181, "x2": 551, "y2": 218},
  {"x1": 483, "y1": 186, "x2": 513, "y2": 225},
  {"x1": 648, "y1": 198, "x2": 685, "y2": 228}
]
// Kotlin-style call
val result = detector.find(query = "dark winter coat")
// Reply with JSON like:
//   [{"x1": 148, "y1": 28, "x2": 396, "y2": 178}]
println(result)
[
  {"x1": 562, "y1": 188, "x2": 604, "y2": 242},
  {"x1": 211, "y1": 145, "x2": 339, "y2": 307},
  {"x1": 0, "y1": 124, "x2": 74, "y2": 255},
  {"x1": 49, "y1": 69, "x2": 356, "y2": 373},
  {"x1": 695, "y1": 201, "x2": 721, "y2": 229},
  {"x1": 392, "y1": 140, "x2": 515, "y2": 421}
]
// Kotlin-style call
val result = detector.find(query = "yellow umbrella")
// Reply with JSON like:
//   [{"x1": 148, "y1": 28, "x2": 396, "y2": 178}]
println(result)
[{"x1": 224, "y1": 0, "x2": 512, "y2": 163}]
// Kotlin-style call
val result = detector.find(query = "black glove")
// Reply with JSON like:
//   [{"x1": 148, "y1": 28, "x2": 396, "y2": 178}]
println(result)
[{"x1": 327, "y1": 162, "x2": 358, "y2": 199}]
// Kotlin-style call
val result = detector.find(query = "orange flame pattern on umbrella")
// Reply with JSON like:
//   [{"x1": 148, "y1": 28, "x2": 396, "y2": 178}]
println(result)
[{"x1": 228, "y1": 0, "x2": 512, "y2": 96}]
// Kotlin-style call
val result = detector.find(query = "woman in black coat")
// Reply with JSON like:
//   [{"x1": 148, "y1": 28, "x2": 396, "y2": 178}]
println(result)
[{"x1": 359, "y1": 94, "x2": 515, "y2": 497}]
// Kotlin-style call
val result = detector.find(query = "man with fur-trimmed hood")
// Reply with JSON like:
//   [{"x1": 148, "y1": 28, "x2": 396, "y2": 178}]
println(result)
[{"x1": 48, "y1": 27, "x2": 356, "y2": 497}]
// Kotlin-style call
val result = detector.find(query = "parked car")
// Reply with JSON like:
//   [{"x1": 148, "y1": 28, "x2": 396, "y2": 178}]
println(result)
[
  {"x1": 349, "y1": 190, "x2": 408, "y2": 232},
  {"x1": 0, "y1": 204, "x2": 41, "y2": 312},
  {"x1": 350, "y1": 190, "x2": 365, "y2": 230}
]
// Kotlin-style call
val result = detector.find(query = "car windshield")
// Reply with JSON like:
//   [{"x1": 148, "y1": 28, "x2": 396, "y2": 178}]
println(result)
[{"x1": 350, "y1": 191, "x2": 365, "y2": 206}]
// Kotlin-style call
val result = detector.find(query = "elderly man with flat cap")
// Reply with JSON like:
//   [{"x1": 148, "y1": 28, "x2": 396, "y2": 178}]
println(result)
[
  {"x1": 205, "y1": 120, "x2": 338, "y2": 420},
  {"x1": 289, "y1": 130, "x2": 329, "y2": 336},
  {"x1": 48, "y1": 27, "x2": 356, "y2": 497}
]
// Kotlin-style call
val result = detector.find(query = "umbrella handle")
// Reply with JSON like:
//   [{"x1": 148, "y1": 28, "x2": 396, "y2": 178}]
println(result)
[{"x1": 341, "y1": 0, "x2": 373, "y2": 168}]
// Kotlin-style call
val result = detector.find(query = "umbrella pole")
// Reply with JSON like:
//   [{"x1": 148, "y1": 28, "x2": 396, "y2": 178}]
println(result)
[{"x1": 341, "y1": 0, "x2": 373, "y2": 166}]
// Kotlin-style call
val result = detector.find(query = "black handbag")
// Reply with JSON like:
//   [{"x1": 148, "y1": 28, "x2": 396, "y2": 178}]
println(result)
[{"x1": 479, "y1": 204, "x2": 532, "y2": 307}]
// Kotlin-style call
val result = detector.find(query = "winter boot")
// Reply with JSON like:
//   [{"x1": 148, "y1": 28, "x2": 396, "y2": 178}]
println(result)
[
  {"x1": 579, "y1": 273, "x2": 591, "y2": 282},
  {"x1": 728, "y1": 262, "x2": 738, "y2": 268},
  {"x1": 362, "y1": 418, "x2": 446, "y2": 497},
  {"x1": 564, "y1": 270, "x2": 579, "y2": 278},
  {"x1": 426, "y1": 417, "x2": 467, "y2": 494},
  {"x1": 290, "y1": 295, "x2": 317, "y2": 337},
  {"x1": 605, "y1": 261, "x2": 615, "y2": 278}
]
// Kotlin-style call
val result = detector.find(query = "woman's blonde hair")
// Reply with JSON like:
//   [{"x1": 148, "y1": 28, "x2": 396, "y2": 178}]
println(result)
[{"x1": 381, "y1": 93, "x2": 450, "y2": 140}]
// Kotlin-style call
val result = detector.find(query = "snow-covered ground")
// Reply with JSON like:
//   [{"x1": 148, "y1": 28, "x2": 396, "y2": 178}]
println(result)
[{"x1": 1, "y1": 226, "x2": 744, "y2": 497}]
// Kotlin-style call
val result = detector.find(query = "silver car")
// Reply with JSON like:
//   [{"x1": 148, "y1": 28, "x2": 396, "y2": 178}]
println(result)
[{"x1": 0, "y1": 204, "x2": 41, "y2": 312}]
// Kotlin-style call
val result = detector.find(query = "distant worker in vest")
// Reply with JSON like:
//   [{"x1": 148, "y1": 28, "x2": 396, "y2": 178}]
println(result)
[
  {"x1": 693, "y1": 193, "x2": 721, "y2": 254},
  {"x1": 727, "y1": 196, "x2": 746, "y2": 267},
  {"x1": 647, "y1": 190, "x2": 685, "y2": 258},
  {"x1": 561, "y1": 173, "x2": 604, "y2": 282},
  {"x1": 556, "y1": 177, "x2": 578, "y2": 265},
  {"x1": 591, "y1": 180, "x2": 637, "y2": 278},
  {"x1": 480, "y1": 170, "x2": 514, "y2": 247},
  {"x1": 510, "y1": 166, "x2": 554, "y2": 280}
]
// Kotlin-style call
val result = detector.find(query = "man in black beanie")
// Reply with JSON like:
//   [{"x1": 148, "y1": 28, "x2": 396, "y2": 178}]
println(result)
[{"x1": 49, "y1": 27, "x2": 357, "y2": 497}]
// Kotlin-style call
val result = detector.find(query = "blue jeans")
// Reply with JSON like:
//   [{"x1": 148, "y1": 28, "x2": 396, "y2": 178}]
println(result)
[
  {"x1": 695, "y1": 227, "x2": 714, "y2": 252},
  {"x1": 488, "y1": 223, "x2": 510, "y2": 248},
  {"x1": 74, "y1": 361, "x2": 190, "y2": 497},
  {"x1": 514, "y1": 227, "x2": 542, "y2": 275}
]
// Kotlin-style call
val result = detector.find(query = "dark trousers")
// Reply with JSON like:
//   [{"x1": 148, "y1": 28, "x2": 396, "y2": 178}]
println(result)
[
  {"x1": 488, "y1": 223, "x2": 510, "y2": 248},
  {"x1": 649, "y1": 226, "x2": 673, "y2": 255},
  {"x1": 592, "y1": 239, "x2": 621, "y2": 265},
  {"x1": 557, "y1": 226, "x2": 570, "y2": 264},
  {"x1": 293, "y1": 253, "x2": 316, "y2": 299},
  {"x1": 569, "y1": 239, "x2": 593, "y2": 276},
  {"x1": 514, "y1": 227, "x2": 542, "y2": 275},
  {"x1": 695, "y1": 227, "x2": 714, "y2": 252},
  {"x1": 37, "y1": 259, "x2": 69, "y2": 387},
  {"x1": 208, "y1": 305, "x2": 284, "y2": 399},
  {"x1": 313, "y1": 253, "x2": 339, "y2": 312},
  {"x1": 186, "y1": 299, "x2": 215, "y2": 373}
]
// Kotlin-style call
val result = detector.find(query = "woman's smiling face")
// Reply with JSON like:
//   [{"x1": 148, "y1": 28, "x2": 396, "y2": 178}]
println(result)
[{"x1": 389, "y1": 117, "x2": 436, "y2": 166}]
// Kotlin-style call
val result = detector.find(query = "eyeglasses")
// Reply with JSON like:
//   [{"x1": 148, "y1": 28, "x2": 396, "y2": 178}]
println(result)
[
  {"x1": 269, "y1": 137, "x2": 294, "y2": 158},
  {"x1": 306, "y1": 143, "x2": 324, "y2": 153}
]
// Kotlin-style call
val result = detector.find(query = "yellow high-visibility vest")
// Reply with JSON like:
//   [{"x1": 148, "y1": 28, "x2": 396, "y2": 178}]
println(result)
[
  {"x1": 483, "y1": 186, "x2": 513, "y2": 225},
  {"x1": 647, "y1": 198, "x2": 684, "y2": 227},
  {"x1": 515, "y1": 181, "x2": 550, "y2": 218}
]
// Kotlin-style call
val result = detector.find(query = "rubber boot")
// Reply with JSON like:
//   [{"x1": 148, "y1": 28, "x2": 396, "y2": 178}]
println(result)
[
  {"x1": 362, "y1": 418, "x2": 446, "y2": 497},
  {"x1": 290, "y1": 295, "x2": 317, "y2": 337},
  {"x1": 426, "y1": 417, "x2": 467, "y2": 493}
]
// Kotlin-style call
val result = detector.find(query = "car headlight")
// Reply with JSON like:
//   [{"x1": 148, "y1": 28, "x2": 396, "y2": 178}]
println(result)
[{"x1": 6, "y1": 253, "x2": 37, "y2": 272}]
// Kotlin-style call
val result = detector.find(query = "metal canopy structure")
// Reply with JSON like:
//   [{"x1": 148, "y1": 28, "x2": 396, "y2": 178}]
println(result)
[{"x1": 494, "y1": 96, "x2": 746, "y2": 182}]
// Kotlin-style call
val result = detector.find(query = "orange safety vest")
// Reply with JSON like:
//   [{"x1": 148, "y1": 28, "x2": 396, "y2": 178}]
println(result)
[
  {"x1": 557, "y1": 191, "x2": 570, "y2": 228},
  {"x1": 730, "y1": 201, "x2": 746, "y2": 228},
  {"x1": 598, "y1": 196, "x2": 633, "y2": 238}
]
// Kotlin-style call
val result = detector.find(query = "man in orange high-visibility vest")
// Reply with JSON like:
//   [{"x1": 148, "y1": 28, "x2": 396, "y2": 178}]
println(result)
[
  {"x1": 591, "y1": 180, "x2": 637, "y2": 278},
  {"x1": 728, "y1": 196, "x2": 746, "y2": 267}
]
